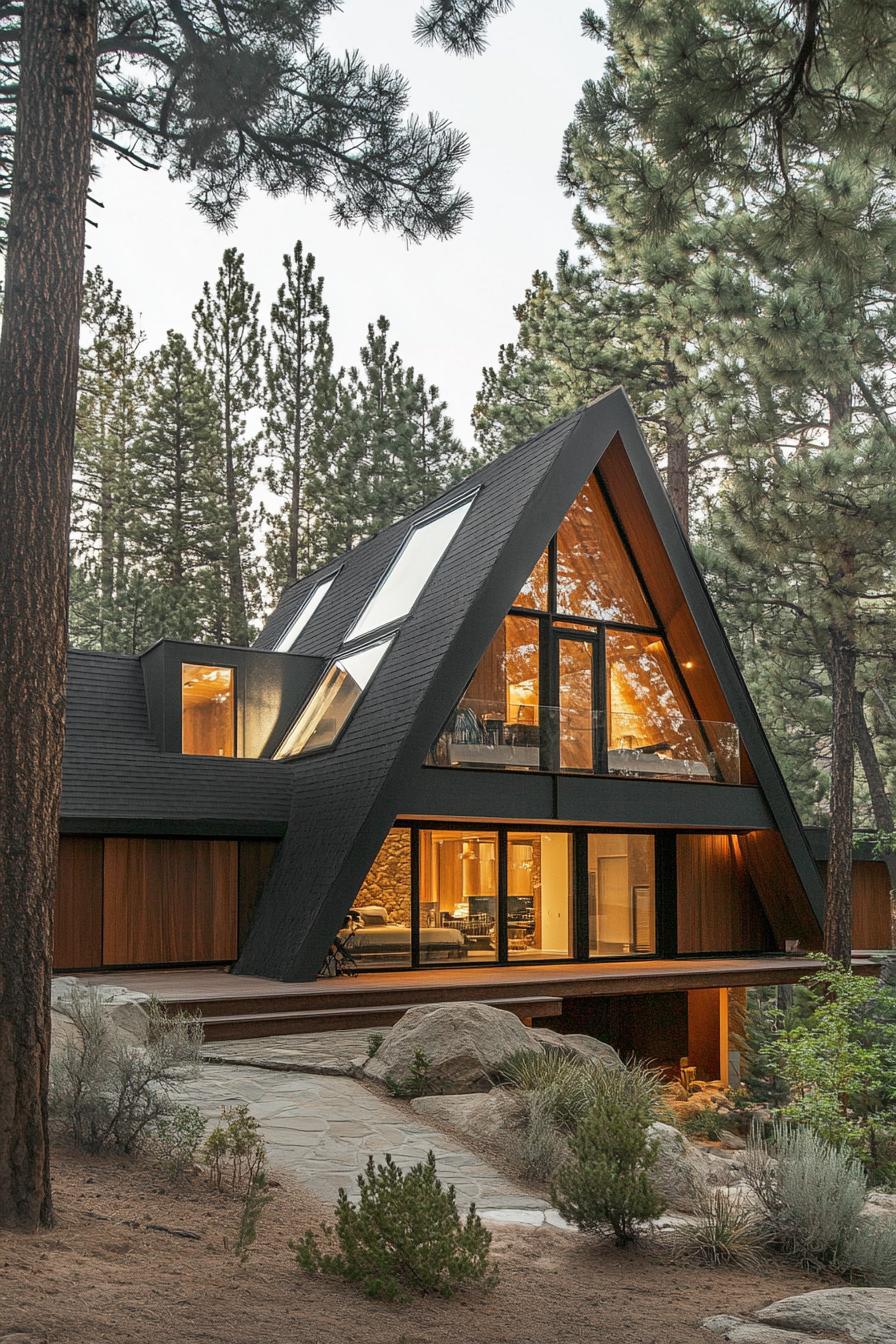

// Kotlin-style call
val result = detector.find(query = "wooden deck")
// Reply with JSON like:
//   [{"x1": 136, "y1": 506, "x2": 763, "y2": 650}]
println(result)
[{"x1": 79, "y1": 954, "x2": 878, "y2": 1040}]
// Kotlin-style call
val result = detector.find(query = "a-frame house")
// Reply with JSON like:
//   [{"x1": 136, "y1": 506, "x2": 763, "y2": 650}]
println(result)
[{"x1": 58, "y1": 388, "x2": 864, "y2": 1075}]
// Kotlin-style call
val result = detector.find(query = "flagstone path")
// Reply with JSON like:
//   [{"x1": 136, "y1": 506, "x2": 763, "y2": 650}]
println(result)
[{"x1": 178, "y1": 1063, "x2": 562, "y2": 1225}]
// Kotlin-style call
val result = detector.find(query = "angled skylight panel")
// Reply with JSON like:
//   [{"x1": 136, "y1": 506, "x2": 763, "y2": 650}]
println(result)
[
  {"x1": 343, "y1": 493, "x2": 477, "y2": 645},
  {"x1": 272, "y1": 572, "x2": 338, "y2": 653},
  {"x1": 272, "y1": 635, "x2": 394, "y2": 759}
]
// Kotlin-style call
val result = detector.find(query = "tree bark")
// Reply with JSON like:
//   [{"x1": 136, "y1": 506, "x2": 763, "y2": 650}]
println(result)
[
  {"x1": 825, "y1": 629, "x2": 857, "y2": 966},
  {"x1": 662, "y1": 359, "x2": 689, "y2": 534},
  {"x1": 0, "y1": 0, "x2": 98, "y2": 1229},
  {"x1": 853, "y1": 689, "x2": 896, "y2": 947}
]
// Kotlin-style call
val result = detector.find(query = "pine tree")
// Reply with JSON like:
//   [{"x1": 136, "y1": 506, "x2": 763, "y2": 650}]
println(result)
[
  {"x1": 71, "y1": 268, "x2": 146, "y2": 650},
  {"x1": 193, "y1": 249, "x2": 263, "y2": 645},
  {"x1": 263, "y1": 242, "x2": 336, "y2": 592},
  {"x1": 131, "y1": 331, "x2": 228, "y2": 643}
]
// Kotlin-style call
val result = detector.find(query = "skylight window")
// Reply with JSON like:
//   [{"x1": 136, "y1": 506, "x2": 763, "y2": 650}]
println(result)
[
  {"x1": 343, "y1": 493, "x2": 477, "y2": 645},
  {"x1": 272, "y1": 573, "x2": 338, "y2": 653},
  {"x1": 272, "y1": 635, "x2": 394, "y2": 759}
]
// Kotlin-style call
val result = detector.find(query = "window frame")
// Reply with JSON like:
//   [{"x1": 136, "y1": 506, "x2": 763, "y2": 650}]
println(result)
[
  {"x1": 271, "y1": 568, "x2": 341, "y2": 653},
  {"x1": 342, "y1": 490, "x2": 478, "y2": 647},
  {"x1": 271, "y1": 632, "x2": 396, "y2": 760},
  {"x1": 180, "y1": 661, "x2": 237, "y2": 759}
]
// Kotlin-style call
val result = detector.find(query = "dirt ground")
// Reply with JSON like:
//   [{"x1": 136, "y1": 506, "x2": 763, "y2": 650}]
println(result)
[{"x1": 0, "y1": 1144, "x2": 828, "y2": 1344}]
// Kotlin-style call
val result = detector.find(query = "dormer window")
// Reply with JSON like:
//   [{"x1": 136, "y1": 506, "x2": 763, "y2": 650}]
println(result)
[{"x1": 181, "y1": 664, "x2": 235, "y2": 757}]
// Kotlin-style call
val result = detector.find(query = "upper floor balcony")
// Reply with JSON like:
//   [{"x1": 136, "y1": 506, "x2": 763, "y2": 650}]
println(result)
[{"x1": 427, "y1": 700, "x2": 741, "y2": 784}]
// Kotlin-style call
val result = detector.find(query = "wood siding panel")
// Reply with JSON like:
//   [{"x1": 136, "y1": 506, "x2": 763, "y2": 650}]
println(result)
[
  {"x1": 818, "y1": 859, "x2": 893, "y2": 949},
  {"x1": 677, "y1": 833, "x2": 773, "y2": 954},
  {"x1": 103, "y1": 838, "x2": 238, "y2": 966},
  {"x1": 738, "y1": 830, "x2": 822, "y2": 949},
  {"x1": 238, "y1": 840, "x2": 279, "y2": 950},
  {"x1": 54, "y1": 835, "x2": 103, "y2": 969}
]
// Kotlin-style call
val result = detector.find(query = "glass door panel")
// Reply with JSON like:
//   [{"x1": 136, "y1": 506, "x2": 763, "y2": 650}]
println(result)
[
  {"x1": 587, "y1": 833, "x2": 656, "y2": 956},
  {"x1": 506, "y1": 832, "x2": 573, "y2": 960},
  {"x1": 418, "y1": 830, "x2": 498, "y2": 964},
  {"x1": 557, "y1": 636, "x2": 595, "y2": 771}
]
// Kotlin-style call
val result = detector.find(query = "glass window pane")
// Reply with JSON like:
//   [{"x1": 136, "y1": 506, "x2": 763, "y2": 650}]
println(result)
[
  {"x1": 605, "y1": 631, "x2": 717, "y2": 780},
  {"x1": 514, "y1": 548, "x2": 549, "y2": 610},
  {"x1": 181, "y1": 664, "x2": 234, "y2": 757},
  {"x1": 273, "y1": 636, "x2": 392, "y2": 758},
  {"x1": 345, "y1": 495, "x2": 476, "y2": 643},
  {"x1": 507, "y1": 832, "x2": 573, "y2": 960},
  {"x1": 272, "y1": 574, "x2": 337, "y2": 652},
  {"x1": 340, "y1": 829, "x2": 411, "y2": 968},
  {"x1": 558, "y1": 638, "x2": 594, "y2": 770},
  {"x1": 587, "y1": 834, "x2": 655, "y2": 956},
  {"x1": 556, "y1": 476, "x2": 653, "y2": 624},
  {"x1": 419, "y1": 829, "x2": 498, "y2": 964}
]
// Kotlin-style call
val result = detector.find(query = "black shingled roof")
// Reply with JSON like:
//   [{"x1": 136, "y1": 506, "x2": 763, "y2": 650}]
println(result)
[{"x1": 62, "y1": 651, "x2": 290, "y2": 835}]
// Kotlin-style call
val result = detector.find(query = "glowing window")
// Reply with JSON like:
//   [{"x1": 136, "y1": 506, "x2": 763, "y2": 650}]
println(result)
[
  {"x1": 181, "y1": 664, "x2": 235, "y2": 757},
  {"x1": 272, "y1": 573, "x2": 337, "y2": 652},
  {"x1": 556, "y1": 476, "x2": 653, "y2": 624},
  {"x1": 344, "y1": 495, "x2": 476, "y2": 644},
  {"x1": 273, "y1": 636, "x2": 393, "y2": 759}
]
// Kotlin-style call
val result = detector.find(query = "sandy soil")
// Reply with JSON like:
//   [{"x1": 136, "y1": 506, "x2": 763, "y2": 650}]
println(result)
[{"x1": 0, "y1": 1144, "x2": 827, "y2": 1344}]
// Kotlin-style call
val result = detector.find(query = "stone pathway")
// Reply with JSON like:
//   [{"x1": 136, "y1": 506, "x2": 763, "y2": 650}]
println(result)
[
  {"x1": 179, "y1": 1063, "x2": 560, "y2": 1224},
  {"x1": 203, "y1": 1029, "x2": 371, "y2": 1075}
]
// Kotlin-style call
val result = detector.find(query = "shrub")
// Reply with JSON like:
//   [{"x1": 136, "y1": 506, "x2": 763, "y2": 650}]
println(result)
[
  {"x1": 765, "y1": 957, "x2": 896, "y2": 1179},
  {"x1": 202, "y1": 1104, "x2": 267, "y2": 1194},
  {"x1": 673, "y1": 1184, "x2": 768, "y2": 1269},
  {"x1": 551, "y1": 1076, "x2": 665, "y2": 1246},
  {"x1": 233, "y1": 1173, "x2": 275, "y2": 1264},
  {"x1": 745, "y1": 1119, "x2": 867, "y2": 1272},
  {"x1": 366, "y1": 1032, "x2": 385, "y2": 1058},
  {"x1": 848, "y1": 1216, "x2": 896, "y2": 1287},
  {"x1": 384, "y1": 1049, "x2": 436, "y2": 1099},
  {"x1": 153, "y1": 1103, "x2": 207, "y2": 1179},
  {"x1": 500, "y1": 1049, "x2": 663, "y2": 1136},
  {"x1": 294, "y1": 1151, "x2": 498, "y2": 1301},
  {"x1": 682, "y1": 1108, "x2": 725, "y2": 1141},
  {"x1": 508, "y1": 1089, "x2": 569, "y2": 1184},
  {"x1": 50, "y1": 987, "x2": 202, "y2": 1154}
]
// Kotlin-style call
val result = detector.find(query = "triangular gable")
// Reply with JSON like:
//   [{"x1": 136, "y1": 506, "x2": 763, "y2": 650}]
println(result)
[{"x1": 235, "y1": 390, "x2": 822, "y2": 981}]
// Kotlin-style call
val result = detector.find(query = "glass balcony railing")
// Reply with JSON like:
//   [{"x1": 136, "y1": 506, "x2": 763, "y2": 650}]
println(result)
[{"x1": 426, "y1": 700, "x2": 740, "y2": 784}]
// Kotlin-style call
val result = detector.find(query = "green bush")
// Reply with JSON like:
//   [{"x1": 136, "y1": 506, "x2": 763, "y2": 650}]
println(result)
[
  {"x1": 384, "y1": 1049, "x2": 436, "y2": 1099},
  {"x1": 294, "y1": 1151, "x2": 498, "y2": 1301},
  {"x1": 508, "y1": 1089, "x2": 569, "y2": 1183},
  {"x1": 233, "y1": 1173, "x2": 275, "y2": 1264},
  {"x1": 202, "y1": 1103, "x2": 268, "y2": 1194},
  {"x1": 682, "y1": 1108, "x2": 725, "y2": 1141},
  {"x1": 551, "y1": 1076, "x2": 665, "y2": 1246},
  {"x1": 673, "y1": 1184, "x2": 768, "y2": 1269},
  {"x1": 764, "y1": 957, "x2": 896, "y2": 1180},
  {"x1": 153, "y1": 1103, "x2": 207, "y2": 1179},
  {"x1": 50, "y1": 987, "x2": 202, "y2": 1155},
  {"x1": 366, "y1": 1032, "x2": 385, "y2": 1058},
  {"x1": 500, "y1": 1049, "x2": 663, "y2": 1136}
]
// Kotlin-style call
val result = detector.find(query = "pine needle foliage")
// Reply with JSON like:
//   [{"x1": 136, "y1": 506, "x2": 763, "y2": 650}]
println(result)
[{"x1": 294, "y1": 1151, "x2": 498, "y2": 1301}]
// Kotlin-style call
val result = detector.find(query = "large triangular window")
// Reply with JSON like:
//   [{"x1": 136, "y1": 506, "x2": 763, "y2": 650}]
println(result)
[{"x1": 430, "y1": 471, "x2": 740, "y2": 783}]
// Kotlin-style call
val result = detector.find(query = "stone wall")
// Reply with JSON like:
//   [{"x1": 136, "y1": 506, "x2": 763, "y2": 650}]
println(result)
[{"x1": 355, "y1": 828, "x2": 412, "y2": 925}]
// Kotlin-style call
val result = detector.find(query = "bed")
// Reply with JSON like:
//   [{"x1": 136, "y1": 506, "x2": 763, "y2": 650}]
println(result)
[{"x1": 340, "y1": 905, "x2": 468, "y2": 963}]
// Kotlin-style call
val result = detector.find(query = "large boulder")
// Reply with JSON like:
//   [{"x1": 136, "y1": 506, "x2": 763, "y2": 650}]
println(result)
[
  {"x1": 702, "y1": 1315, "x2": 841, "y2": 1344},
  {"x1": 364, "y1": 1002, "x2": 538, "y2": 1093},
  {"x1": 51, "y1": 977, "x2": 151, "y2": 1046},
  {"x1": 49, "y1": 1008, "x2": 83, "y2": 1066},
  {"x1": 410, "y1": 1088, "x2": 527, "y2": 1144},
  {"x1": 756, "y1": 1289, "x2": 896, "y2": 1344},
  {"x1": 647, "y1": 1121, "x2": 717, "y2": 1212},
  {"x1": 530, "y1": 1027, "x2": 622, "y2": 1069}
]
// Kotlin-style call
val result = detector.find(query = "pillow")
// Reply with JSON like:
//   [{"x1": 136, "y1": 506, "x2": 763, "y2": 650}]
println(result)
[{"x1": 355, "y1": 904, "x2": 389, "y2": 926}]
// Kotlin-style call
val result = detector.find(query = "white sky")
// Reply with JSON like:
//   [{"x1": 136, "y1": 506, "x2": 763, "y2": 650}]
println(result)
[{"x1": 87, "y1": 0, "x2": 602, "y2": 445}]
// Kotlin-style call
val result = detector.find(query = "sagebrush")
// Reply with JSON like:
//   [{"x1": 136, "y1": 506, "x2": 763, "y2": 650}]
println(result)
[
  {"x1": 294, "y1": 1151, "x2": 497, "y2": 1301},
  {"x1": 50, "y1": 987, "x2": 202, "y2": 1156}
]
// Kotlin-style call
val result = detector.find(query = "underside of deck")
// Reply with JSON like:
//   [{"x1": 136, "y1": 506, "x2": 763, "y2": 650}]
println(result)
[{"x1": 77, "y1": 954, "x2": 878, "y2": 1041}]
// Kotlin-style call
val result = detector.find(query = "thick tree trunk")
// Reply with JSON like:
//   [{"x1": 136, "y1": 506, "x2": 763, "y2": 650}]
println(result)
[
  {"x1": 825, "y1": 630, "x2": 857, "y2": 966},
  {"x1": 853, "y1": 690, "x2": 896, "y2": 947},
  {"x1": 0, "y1": 0, "x2": 98, "y2": 1229}
]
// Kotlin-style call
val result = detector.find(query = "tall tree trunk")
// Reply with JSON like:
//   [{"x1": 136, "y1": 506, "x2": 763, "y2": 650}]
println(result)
[
  {"x1": 825, "y1": 629, "x2": 857, "y2": 965},
  {"x1": 0, "y1": 0, "x2": 98, "y2": 1230},
  {"x1": 662, "y1": 359, "x2": 689, "y2": 534},
  {"x1": 853, "y1": 689, "x2": 896, "y2": 947}
]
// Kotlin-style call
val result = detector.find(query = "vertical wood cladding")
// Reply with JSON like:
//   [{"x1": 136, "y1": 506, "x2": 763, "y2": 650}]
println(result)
[
  {"x1": 818, "y1": 859, "x2": 892, "y2": 949},
  {"x1": 677, "y1": 833, "x2": 773, "y2": 953},
  {"x1": 102, "y1": 838, "x2": 238, "y2": 965},
  {"x1": 54, "y1": 836, "x2": 103, "y2": 969},
  {"x1": 738, "y1": 829, "x2": 822, "y2": 949}
]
